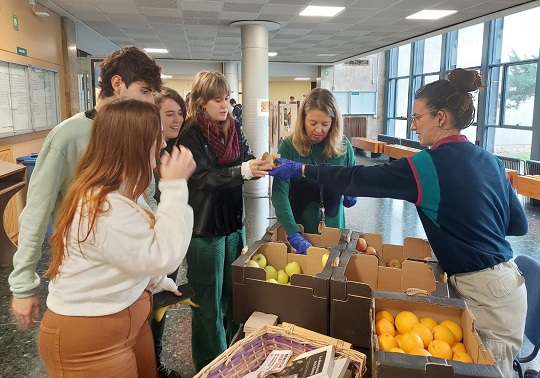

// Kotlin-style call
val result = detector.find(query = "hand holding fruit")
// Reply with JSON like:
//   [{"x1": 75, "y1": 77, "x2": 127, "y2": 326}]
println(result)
[
  {"x1": 268, "y1": 158, "x2": 303, "y2": 179},
  {"x1": 287, "y1": 232, "x2": 312, "y2": 255}
]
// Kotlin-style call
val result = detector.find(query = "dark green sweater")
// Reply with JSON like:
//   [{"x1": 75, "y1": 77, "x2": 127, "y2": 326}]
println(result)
[{"x1": 271, "y1": 136, "x2": 355, "y2": 235}]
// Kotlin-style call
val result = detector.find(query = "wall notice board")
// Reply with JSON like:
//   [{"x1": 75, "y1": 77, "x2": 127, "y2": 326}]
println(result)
[
  {"x1": 0, "y1": 60, "x2": 60, "y2": 136},
  {"x1": 332, "y1": 91, "x2": 377, "y2": 115}
]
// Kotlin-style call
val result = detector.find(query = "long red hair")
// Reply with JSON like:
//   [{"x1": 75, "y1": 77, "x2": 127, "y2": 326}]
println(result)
[{"x1": 46, "y1": 98, "x2": 161, "y2": 280}]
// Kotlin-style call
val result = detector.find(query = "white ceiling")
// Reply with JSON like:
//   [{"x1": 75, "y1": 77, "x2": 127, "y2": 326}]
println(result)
[{"x1": 40, "y1": 0, "x2": 540, "y2": 64}]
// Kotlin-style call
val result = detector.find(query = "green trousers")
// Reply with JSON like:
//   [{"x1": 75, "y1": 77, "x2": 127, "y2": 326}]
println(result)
[{"x1": 186, "y1": 229, "x2": 244, "y2": 372}]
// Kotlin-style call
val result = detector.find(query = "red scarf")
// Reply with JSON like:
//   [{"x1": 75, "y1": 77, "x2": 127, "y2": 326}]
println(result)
[{"x1": 196, "y1": 112, "x2": 240, "y2": 165}]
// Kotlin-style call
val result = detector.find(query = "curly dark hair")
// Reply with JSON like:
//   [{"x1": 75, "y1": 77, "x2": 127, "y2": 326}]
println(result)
[
  {"x1": 98, "y1": 46, "x2": 162, "y2": 99},
  {"x1": 415, "y1": 68, "x2": 487, "y2": 130}
]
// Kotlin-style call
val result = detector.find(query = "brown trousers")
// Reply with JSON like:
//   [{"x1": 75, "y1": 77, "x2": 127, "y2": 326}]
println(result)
[{"x1": 38, "y1": 291, "x2": 157, "y2": 378}]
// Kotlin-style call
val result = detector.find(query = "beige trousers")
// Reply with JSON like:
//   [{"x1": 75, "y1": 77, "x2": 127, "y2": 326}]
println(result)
[{"x1": 449, "y1": 260, "x2": 527, "y2": 378}]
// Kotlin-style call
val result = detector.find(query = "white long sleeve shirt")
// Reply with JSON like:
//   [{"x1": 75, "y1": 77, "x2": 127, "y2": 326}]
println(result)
[{"x1": 47, "y1": 179, "x2": 193, "y2": 316}]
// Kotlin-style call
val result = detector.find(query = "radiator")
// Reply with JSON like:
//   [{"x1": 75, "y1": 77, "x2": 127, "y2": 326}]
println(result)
[
  {"x1": 495, "y1": 155, "x2": 522, "y2": 173},
  {"x1": 525, "y1": 160, "x2": 540, "y2": 175}
]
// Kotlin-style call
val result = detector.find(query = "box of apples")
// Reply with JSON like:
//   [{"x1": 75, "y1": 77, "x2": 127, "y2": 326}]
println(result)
[
  {"x1": 232, "y1": 238, "x2": 343, "y2": 336},
  {"x1": 329, "y1": 231, "x2": 449, "y2": 349},
  {"x1": 371, "y1": 291, "x2": 502, "y2": 378}
]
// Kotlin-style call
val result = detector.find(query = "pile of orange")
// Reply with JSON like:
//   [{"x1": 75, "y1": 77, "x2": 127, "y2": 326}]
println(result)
[{"x1": 375, "y1": 310, "x2": 473, "y2": 363}]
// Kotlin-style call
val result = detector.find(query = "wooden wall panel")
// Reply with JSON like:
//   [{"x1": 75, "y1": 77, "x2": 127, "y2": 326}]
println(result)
[{"x1": 0, "y1": 147, "x2": 20, "y2": 240}]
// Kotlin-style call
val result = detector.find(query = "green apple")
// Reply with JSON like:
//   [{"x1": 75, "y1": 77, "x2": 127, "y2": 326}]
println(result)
[
  {"x1": 266, "y1": 278, "x2": 278, "y2": 284},
  {"x1": 264, "y1": 265, "x2": 278, "y2": 281},
  {"x1": 321, "y1": 253, "x2": 330, "y2": 267},
  {"x1": 285, "y1": 261, "x2": 302, "y2": 277},
  {"x1": 277, "y1": 269, "x2": 289, "y2": 284},
  {"x1": 246, "y1": 260, "x2": 259, "y2": 268},
  {"x1": 251, "y1": 253, "x2": 267, "y2": 268}
]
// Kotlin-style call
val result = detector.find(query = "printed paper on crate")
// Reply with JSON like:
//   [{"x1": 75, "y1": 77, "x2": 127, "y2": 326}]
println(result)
[
  {"x1": 267, "y1": 345, "x2": 335, "y2": 378},
  {"x1": 242, "y1": 350, "x2": 293, "y2": 378}
]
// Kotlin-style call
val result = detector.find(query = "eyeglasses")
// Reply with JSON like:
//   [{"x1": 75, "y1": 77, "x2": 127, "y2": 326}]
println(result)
[{"x1": 409, "y1": 111, "x2": 434, "y2": 126}]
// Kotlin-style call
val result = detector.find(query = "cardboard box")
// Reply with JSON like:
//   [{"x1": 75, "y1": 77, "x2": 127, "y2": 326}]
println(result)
[
  {"x1": 371, "y1": 292, "x2": 503, "y2": 378},
  {"x1": 232, "y1": 240, "x2": 341, "y2": 335},
  {"x1": 330, "y1": 232, "x2": 448, "y2": 348},
  {"x1": 262, "y1": 220, "x2": 351, "y2": 252}
]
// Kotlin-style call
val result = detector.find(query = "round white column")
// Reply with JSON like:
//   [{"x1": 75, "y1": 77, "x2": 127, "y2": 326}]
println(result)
[
  {"x1": 230, "y1": 21, "x2": 280, "y2": 197},
  {"x1": 223, "y1": 62, "x2": 240, "y2": 105}
]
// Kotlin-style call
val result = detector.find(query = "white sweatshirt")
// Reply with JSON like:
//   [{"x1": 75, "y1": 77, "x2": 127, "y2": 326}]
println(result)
[{"x1": 47, "y1": 179, "x2": 193, "y2": 316}]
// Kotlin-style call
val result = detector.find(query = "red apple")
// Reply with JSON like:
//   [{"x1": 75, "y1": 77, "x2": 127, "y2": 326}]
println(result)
[
  {"x1": 365, "y1": 246, "x2": 377, "y2": 255},
  {"x1": 386, "y1": 258, "x2": 402, "y2": 269},
  {"x1": 355, "y1": 237, "x2": 367, "y2": 252}
]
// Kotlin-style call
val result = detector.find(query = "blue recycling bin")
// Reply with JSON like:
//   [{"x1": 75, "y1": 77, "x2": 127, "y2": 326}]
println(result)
[{"x1": 16, "y1": 152, "x2": 53, "y2": 236}]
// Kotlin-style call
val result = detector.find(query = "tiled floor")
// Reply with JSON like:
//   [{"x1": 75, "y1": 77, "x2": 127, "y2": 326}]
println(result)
[{"x1": 1, "y1": 154, "x2": 540, "y2": 377}]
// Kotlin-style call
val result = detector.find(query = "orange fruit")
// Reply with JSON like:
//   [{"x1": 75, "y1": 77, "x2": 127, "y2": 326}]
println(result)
[
  {"x1": 453, "y1": 351, "x2": 473, "y2": 363},
  {"x1": 451, "y1": 342, "x2": 467, "y2": 354},
  {"x1": 428, "y1": 339, "x2": 453, "y2": 359},
  {"x1": 394, "y1": 334, "x2": 403, "y2": 349},
  {"x1": 395, "y1": 311, "x2": 420, "y2": 334},
  {"x1": 376, "y1": 318, "x2": 396, "y2": 337},
  {"x1": 432, "y1": 324, "x2": 455, "y2": 346},
  {"x1": 440, "y1": 320, "x2": 463, "y2": 342},
  {"x1": 401, "y1": 331, "x2": 424, "y2": 354},
  {"x1": 411, "y1": 323, "x2": 433, "y2": 348},
  {"x1": 378, "y1": 333, "x2": 398, "y2": 351},
  {"x1": 420, "y1": 317, "x2": 438, "y2": 331},
  {"x1": 376, "y1": 310, "x2": 395, "y2": 325},
  {"x1": 388, "y1": 347, "x2": 405, "y2": 354},
  {"x1": 409, "y1": 348, "x2": 432, "y2": 356}
]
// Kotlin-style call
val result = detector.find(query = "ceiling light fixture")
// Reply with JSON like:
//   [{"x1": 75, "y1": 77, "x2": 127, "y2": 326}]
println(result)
[
  {"x1": 316, "y1": 53, "x2": 338, "y2": 57},
  {"x1": 294, "y1": 77, "x2": 311, "y2": 81},
  {"x1": 406, "y1": 10, "x2": 457, "y2": 20},
  {"x1": 268, "y1": 52, "x2": 278, "y2": 57},
  {"x1": 144, "y1": 48, "x2": 169, "y2": 54},
  {"x1": 299, "y1": 6, "x2": 345, "y2": 17},
  {"x1": 160, "y1": 74, "x2": 172, "y2": 79}
]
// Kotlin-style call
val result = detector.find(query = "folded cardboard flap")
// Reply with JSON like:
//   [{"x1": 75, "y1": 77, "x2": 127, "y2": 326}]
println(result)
[
  {"x1": 264, "y1": 221, "x2": 349, "y2": 250},
  {"x1": 341, "y1": 251, "x2": 437, "y2": 294}
]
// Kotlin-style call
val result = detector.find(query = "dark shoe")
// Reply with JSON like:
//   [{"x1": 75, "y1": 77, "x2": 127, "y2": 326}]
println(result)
[{"x1": 157, "y1": 363, "x2": 182, "y2": 378}]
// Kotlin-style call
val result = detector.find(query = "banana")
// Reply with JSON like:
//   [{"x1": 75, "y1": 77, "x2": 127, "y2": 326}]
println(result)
[
  {"x1": 154, "y1": 305, "x2": 170, "y2": 322},
  {"x1": 153, "y1": 299, "x2": 200, "y2": 322}
]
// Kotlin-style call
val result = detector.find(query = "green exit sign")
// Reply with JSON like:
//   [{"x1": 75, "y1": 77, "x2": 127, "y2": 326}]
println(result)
[
  {"x1": 352, "y1": 91, "x2": 360, "y2": 95},
  {"x1": 17, "y1": 46, "x2": 27, "y2": 56},
  {"x1": 324, "y1": 70, "x2": 329, "y2": 76},
  {"x1": 13, "y1": 14, "x2": 19, "y2": 31}
]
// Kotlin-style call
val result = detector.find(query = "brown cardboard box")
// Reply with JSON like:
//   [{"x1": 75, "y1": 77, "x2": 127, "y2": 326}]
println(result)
[
  {"x1": 232, "y1": 240, "x2": 341, "y2": 335},
  {"x1": 371, "y1": 292, "x2": 503, "y2": 378},
  {"x1": 330, "y1": 232, "x2": 448, "y2": 348},
  {"x1": 262, "y1": 221, "x2": 350, "y2": 251}
]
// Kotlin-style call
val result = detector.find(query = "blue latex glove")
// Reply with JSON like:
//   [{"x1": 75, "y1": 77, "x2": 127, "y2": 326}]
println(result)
[
  {"x1": 287, "y1": 232, "x2": 312, "y2": 255},
  {"x1": 268, "y1": 158, "x2": 303, "y2": 180},
  {"x1": 343, "y1": 195, "x2": 357, "y2": 208}
]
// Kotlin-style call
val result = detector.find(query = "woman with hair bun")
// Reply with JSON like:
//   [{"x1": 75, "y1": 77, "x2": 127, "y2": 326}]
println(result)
[{"x1": 269, "y1": 68, "x2": 528, "y2": 377}]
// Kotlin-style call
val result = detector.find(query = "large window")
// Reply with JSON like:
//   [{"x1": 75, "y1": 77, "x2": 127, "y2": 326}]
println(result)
[
  {"x1": 455, "y1": 23, "x2": 484, "y2": 68},
  {"x1": 384, "y1": 6, "x2": 540, "y2": 161},
  {"x1": 386, "y1": 44, "x2": 413, "y2": 136}
]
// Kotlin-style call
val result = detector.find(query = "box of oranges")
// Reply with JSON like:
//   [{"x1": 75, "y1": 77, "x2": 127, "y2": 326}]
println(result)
[
  {"x1": 371, "y1": 291, "x2": 503, "y2": 378},
  {"x1": 329, "y1": 232, "x2": 449, "y2": 349}
]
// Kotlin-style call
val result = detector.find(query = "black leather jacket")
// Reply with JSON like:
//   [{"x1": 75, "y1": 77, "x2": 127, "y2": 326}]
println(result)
[{"x1": 175, "y1": 120, "x2": 256, "y2": 237}]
